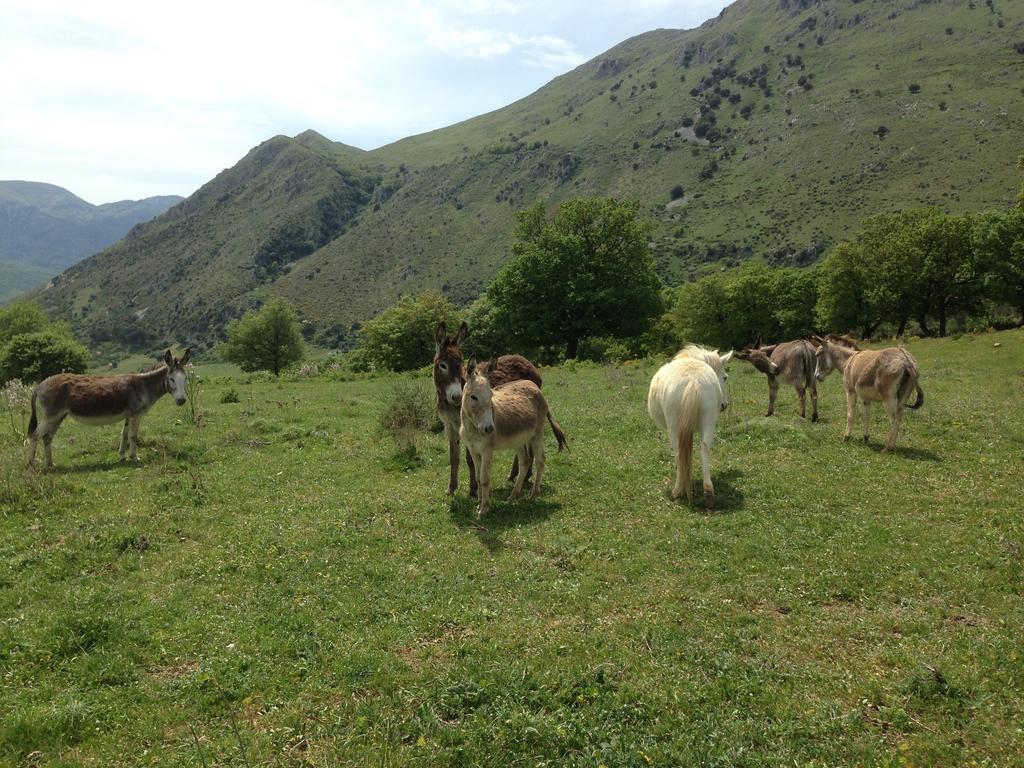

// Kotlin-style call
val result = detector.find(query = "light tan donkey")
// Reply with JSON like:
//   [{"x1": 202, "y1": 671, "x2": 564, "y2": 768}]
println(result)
[
  {"x1": 813, "y1": 334, "x2": 923, "y2": 452},
  {"x1": 459, "y1": 356, "x2": 567, "y2": 518},
  {"x1": 27, "y1": 349, "x2": 191, "y2": 470}
]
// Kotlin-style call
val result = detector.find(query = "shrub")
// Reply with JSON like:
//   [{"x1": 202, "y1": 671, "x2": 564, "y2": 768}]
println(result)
[
  {"x1": 377, "y1": 379, "x2": 434, "y2": 453},
  {"x1": 670, "y1": 185, "x2": 685, "y2": 200},
  {"x1": 221, "y1": 298, "x2": 305, "y2": 377},
  {"x1": 353, "y1": 291, "x2": 462, "y2": 372},
  {"x1": 2, "y1": 378, "x2": 33, "y2": 442},
  {"x1": 220, "y1": 388, "x2": 241, "y2": 404},
  {"x1": 0, "y1": 331, "x2": 89, "y2": 383},
  {"x1": 908, "y1": 83, "x2": 921, "y2": 94}
]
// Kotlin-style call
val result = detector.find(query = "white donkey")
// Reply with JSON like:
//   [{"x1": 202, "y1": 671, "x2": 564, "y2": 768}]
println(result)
[{"x1": 648, "y1": 345, "x2": 733, "y2": 508}]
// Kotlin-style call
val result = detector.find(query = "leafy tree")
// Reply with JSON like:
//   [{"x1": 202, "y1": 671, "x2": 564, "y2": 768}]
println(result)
[
  {"x1": 857, "y1": 210, "x2": 929, "y2": 335},
  {"x1": 911, "y1": 210, "x2": 982, "y2": 336},
  {"x1": 975, "y1": 207, "x2": 1024, "y2": 324},
  {"x1": 222, "y1": 298, "x2": 305, "y2": 377},
  {"x1": 0, "y1": 331, "x2": 89, "y2": 383},
  {"x1": 815, "y1": 241, "x2": 880, "y2": 338},
  {"x1": 351, "y1": 291, "x2": 461, "y2": 372},
  {"x1": 0, "y1": 302, "x2": 50, "y2": 347},
  {"x1": 673, "y1": 262, "x2": 817, "y2": 349},
  {"x1": 487, "y1": 198, "x2": 663, "y2": 359}
]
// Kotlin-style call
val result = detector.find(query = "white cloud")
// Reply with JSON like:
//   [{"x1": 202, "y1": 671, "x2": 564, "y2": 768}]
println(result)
[{"x1": 0, "y1": 0, "x2": 728, "y2": 203}]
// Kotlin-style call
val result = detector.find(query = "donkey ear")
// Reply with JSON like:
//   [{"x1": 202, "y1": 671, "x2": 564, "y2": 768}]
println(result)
[
  {"x1": 180, "y1": 348, "x2": 191, "y2": 366},
  {"x1": 486, "y1": 354, "x2": 499, "y2": 373},
  {"x1": 455, "y1": 321, "x2": 468, "y2": 345},
  {"x1": 466, "y1": 358, "x2": 477, "y2": 376},
  {"x1": 435, "y1": 322, "x2": 448, "y2": 349},
  {"x1": 163, "y1": 349, "x2": 173, "y2": 367},
  {"x1": 720, "y1": 350, "x2": 734, "y2": 365},
  {"x1": 811, "y1": 335, "x2": 824, "y2": 347}
]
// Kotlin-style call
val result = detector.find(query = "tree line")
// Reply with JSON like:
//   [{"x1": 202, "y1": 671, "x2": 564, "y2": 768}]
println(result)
[{"x1": 4, "y1": 183, "x2": 1022, "y2": 381}]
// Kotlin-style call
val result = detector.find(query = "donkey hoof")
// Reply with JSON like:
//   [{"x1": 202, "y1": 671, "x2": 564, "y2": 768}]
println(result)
[
  {"x1": 705, "y1": 495, "x2": 716, "y2": 510},
  {"x1": 842, "y1": 434, "x2": 851, "y2": 442},
  {"x1": 863, "y1": 436, "x2": 869, "y2": 444},
  {"x1": 811, "y1": 414, "x2": 819, "y2": 423}
]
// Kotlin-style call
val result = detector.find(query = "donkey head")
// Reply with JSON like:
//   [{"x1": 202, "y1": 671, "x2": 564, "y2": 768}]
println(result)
[
  {"x1": 812, "y1": 334, "x2": 859, "y2": 381},
  {"x1": 433, "y1": 321, "x2": 468, "y2": 406},
  {"x1": 735, "y1": 345, "x2": 780, "y2": 376},
  {"x1": 163, "y1": 348, "x2": 191, "y2": 405},
  {"x1": 461, "y1": 355, "x2": 497, "y2": 434}
]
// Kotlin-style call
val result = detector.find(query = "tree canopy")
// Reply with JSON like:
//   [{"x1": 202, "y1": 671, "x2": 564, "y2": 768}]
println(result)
[
  {"x1": 487, "y1": 198, "x2": 663, "y2": 359},
  {"x1": 222, "y1": 298, "x2": 305, "y2": 377},
  {"x1": 350, "y1": 291, "x2": 462, "y2": 372}
]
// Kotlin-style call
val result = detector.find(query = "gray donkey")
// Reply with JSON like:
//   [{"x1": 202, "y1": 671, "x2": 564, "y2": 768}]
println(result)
[{"x1": 735, "y1": 340, "x2": 819, "y2": 421}]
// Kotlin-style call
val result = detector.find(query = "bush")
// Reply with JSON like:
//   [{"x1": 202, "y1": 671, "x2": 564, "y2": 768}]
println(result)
[
  {"x1": 908, "y1": 83, "x2": 921, "y2": 94},
  {"x1": 577, "y1": 336, "x2": 631, "y2": 364},
  {"x1": 377, "y1": 379, "x2": 434, "y2": 453},
  {"x1": 670, "y1": 185, "x2": 685, "y2": 201},
  {"x1": 221, "y1": 298, "x2": 305, "y2": 377},
  {"x1": 220, "y1": 388, "x2": 241, "y2": 404},
  {"x1": 353, "y1": 292, "x2": 462, "y2": 372},
  {"x1": 0, "y1": 331, "x2": 90, "y2": 383}
]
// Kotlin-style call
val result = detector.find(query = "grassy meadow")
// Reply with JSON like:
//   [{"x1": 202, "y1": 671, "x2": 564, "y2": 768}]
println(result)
[{"x1": 1, "y1": 331, "x2": 1023, "y2": 766}]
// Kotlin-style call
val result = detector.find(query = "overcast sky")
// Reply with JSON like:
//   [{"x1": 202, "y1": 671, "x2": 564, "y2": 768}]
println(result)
[{"x1": 0, "y1": 0, "x2": 729, "y2": 204}]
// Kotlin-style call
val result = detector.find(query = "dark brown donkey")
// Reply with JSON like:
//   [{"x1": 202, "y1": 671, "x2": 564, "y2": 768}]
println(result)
[
  {"x1": 735, "y1": 339, "x2": 819, "y2": 421},
  {"x1": 27, "y1": 349, "x2": 191, "y2": 470},
  {"x1": 434, "y1": 322, "x2": 565, "y2": 496}
]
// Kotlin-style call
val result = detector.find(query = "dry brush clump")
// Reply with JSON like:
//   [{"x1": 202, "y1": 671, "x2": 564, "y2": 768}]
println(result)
[
  {"x1": 1, "y1": 378, "x2": 33, "y2": 443},
  {"x1": 377, "y1": 379, "x2": 435, "y2": 455}
]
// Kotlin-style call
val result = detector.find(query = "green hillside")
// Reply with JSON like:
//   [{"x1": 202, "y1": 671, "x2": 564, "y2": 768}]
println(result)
[
  {"x1": 31, "y1": 0, "x2": 1024, "y2": 351},
  {"x1": 0, "y1": 261, "x2": 53, "y2": 304}
]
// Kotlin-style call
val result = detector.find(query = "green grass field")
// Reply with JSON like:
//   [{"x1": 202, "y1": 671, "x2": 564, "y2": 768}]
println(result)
[{"x1": 2, "y1": 331, "x2": 1023, "y2": 766}]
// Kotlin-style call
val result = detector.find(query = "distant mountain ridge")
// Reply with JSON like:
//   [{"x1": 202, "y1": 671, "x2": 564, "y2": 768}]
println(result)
[
  {"x1": 0, "y1": 180, "x2": 183, "y2": 272},
  {"x1": 28, "y1": 0, "x2": 1024, "y2": 352}
]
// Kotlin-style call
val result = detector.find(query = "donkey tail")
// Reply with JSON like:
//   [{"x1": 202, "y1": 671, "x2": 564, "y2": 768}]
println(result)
[
  {"x1": 675, "y1": 382, "x2": 701, "y2": 503},
  {"x1": 546, "y1": 408, "x2": 569, "y2": 452},
  {"x1": 897, "y1": 369, "x2": 924, "y2": 410},
  {"x1": 27, "y1": 391, "x2": 38, "y2": 437},
  {"x1": 908, "y1": 383, "x2": 924, "y2": 410}
]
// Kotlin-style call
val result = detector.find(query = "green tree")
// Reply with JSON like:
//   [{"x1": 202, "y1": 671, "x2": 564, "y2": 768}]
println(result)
[
  {"x1": 0, "y1": 330, "x2": 90, "y2": 383},
  {"x1": 488, "y1": 198, "x2": 663, "y2": 359},
  {"x1": 221, "y1": 298, "x2": 305, "y2": 376},
  {"x1": 352, "y1": 291, "x2": 461, "y2": 372},
  {"x1": 975, "y1": 207, "x2": 1024, "y2": 324},
  {"x1": 911, "y1": 210, "x2": 982, "y2": 336},
  {"x1": 815, "y1": 242, "x2": 878, "y2": 337},
  {"x1": 0, "y1": 302, "x2": 50, "y2": 347}
]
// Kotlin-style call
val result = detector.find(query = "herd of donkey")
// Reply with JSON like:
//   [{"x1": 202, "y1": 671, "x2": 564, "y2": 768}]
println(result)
[{"x1": 23, "y1": 321, "x2": 924, "y2": 516}]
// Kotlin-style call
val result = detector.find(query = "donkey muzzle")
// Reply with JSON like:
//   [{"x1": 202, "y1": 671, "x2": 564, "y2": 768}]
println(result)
[{"x1": 175, "y1": 397, "x2": 187, "y2": 406}]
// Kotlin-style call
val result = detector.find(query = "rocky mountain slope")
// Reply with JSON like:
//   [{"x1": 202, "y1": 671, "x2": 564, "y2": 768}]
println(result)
[{"x1": 30, "y1": 0, "x2": 1024, "y2": 351}]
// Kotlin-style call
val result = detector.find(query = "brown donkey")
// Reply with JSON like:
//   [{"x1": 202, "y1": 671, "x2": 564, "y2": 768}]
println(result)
[
  {"x1": 27, "y1": 349, "x2": 191, "y2": 470},
  {"x1": 460, "y1": 356, "x2": 567, "y2": 517},
  {"x1": 433, "y1": 322, "x2": 558, "y2": 496},
  {"x1": 735, "y1": 339, "x2": 819, "y2": 421},
  {"x1": 813, "y1": 334, "x2": 923, "y2": 452}
]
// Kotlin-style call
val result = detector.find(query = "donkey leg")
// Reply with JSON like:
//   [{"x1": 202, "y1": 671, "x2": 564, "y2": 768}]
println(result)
[
  {"x1": 465, "y1": 447, "x2": 478, "y2": 498},
  {"x1": 476, "y1": 450, "x2": 493, "y2": 518},
  {"x1": 128, "y1": 416, "x2": 142, "y2": 461},
  {"x1": 860, "y1": 401, "x2": 871, "y2": 444},
  {"x1": 881, "y1": 399, "x2": 902, "y2": 453},
  {"x1": 810, "y1": 383, "x2": 819, "y2": 423},
  {"x1": 119, "y1": 418, "x2": 130, "y2": 460},
  {"x1": 42, "y1": 431, "x2": 56, "y2": 470},
  {"x1": 766, "y1": 377, "x2": 778, "y2": 417},
  {"x1": 509, "y1": 448, "x2": 529, "y2": 501},
  {"x1": 700, "y1": 434, "x2": 715, "y2": 509},
  {"x1": 446, "y1": 430, "x2": 460, "y2": 495},
  {"x1": 843, "y1": 390, "x2": 857, "y2": 441},
  {"x1": 507, "y1": 453, "x2": 519, "y2": 483},
  {"x1": 529, "y1": 437, "x2": 545, "y2": 500},
  {"x1": 796, "y1": 385, "x2": 807, "y2": 419}
]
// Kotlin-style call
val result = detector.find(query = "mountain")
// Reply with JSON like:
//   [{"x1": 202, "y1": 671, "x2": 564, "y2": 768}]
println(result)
[
  {"x1": 0, "y1": 181, "x2": 183, "y2": 298},
  {"x1": 30, "y1": 0, "x2": 1024, "y2": 352}
]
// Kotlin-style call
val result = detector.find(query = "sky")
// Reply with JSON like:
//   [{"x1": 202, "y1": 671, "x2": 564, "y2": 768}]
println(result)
[{"x1": 0, "y1": 0, "x2": 729, "y2": 204}]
